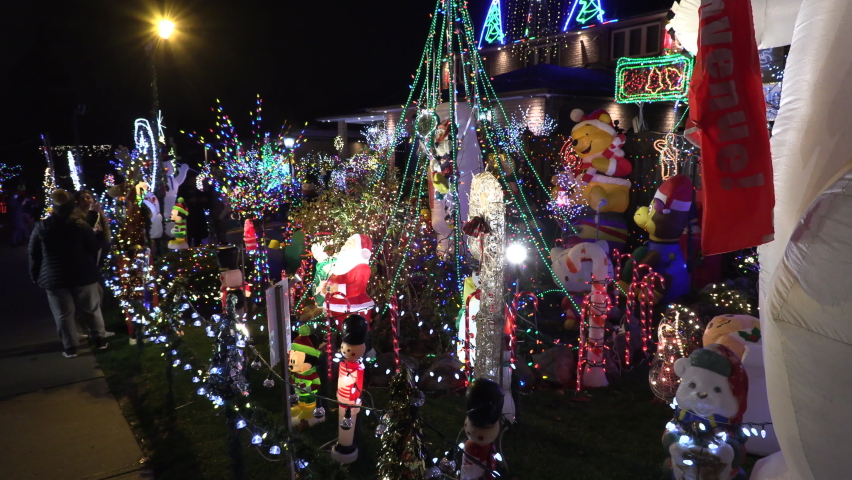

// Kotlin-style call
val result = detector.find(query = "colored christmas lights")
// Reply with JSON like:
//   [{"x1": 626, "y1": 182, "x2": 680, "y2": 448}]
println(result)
[
  {"x1": 615, "y1": 54, "x2": 694, "y2": 103},
  {"x1": 563, "y1": 0, "x2": 605, "y2": 31}
]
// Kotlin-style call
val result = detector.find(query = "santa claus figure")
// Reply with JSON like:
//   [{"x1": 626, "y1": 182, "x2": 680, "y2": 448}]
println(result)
[{"x1": 321, "y1": 234, "x2": 375, "y2": 318}]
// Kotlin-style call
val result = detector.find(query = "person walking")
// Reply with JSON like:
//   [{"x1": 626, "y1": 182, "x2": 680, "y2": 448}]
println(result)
[{"x1": 29, "y1": 189, "x2": 108, "y2": 358}]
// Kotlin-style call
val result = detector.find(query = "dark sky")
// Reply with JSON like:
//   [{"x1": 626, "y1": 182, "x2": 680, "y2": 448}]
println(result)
[{"x1": 3, "y1": 0, "x2": 497, "y2": 179}]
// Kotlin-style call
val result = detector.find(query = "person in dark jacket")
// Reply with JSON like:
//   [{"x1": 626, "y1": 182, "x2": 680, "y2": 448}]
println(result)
[{"x1": 29, "y1": 189, "x2": 108, "y2": 358}]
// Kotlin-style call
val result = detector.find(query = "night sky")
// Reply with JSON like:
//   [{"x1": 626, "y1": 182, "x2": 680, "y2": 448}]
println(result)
[{"x1": 3, "y1": 0, "x2": 493, "y2": 185}]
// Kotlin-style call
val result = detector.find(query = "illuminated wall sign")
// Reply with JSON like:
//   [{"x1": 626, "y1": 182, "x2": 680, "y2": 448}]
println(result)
[{"x1": 615, "y1": 54, "x2": 694, "y2": 103}]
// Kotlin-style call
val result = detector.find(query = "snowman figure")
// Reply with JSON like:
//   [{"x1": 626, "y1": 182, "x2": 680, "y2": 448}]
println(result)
[
  {"x1": 663, "y1": 344, "x2": 749, "y2": 480},
  {"x1": 461, "y1": 378, "x2": 503, "y2": 480},
  {"x1": 162, "y1": 159, "x2": 189, "y2": 238}
]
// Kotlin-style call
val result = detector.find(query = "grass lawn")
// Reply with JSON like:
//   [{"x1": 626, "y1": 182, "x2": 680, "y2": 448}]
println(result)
[{"x1": 96, "y1": 295, "x2": 755, "y2": 480}]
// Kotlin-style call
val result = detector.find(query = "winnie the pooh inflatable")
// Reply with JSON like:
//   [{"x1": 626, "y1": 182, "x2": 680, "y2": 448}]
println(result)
[
  {"x1": 563, "y1": 109, "x2": 632, "y2": 254},
  {"x1": 663, "y1": 344, "x2": 749, "y2": 480},
  {"x1": 620, "y1": 174, "x2": 692, "y2": 304}
]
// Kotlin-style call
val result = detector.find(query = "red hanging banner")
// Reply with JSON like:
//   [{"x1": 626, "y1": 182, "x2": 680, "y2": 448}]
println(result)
[{"x1": 688, "y1": 0, "x2": 775, "y2": 255}]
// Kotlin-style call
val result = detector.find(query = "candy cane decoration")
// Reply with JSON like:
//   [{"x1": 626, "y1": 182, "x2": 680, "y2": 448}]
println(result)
[
  {"x1": 388, "y1": 296, "x2": 401, "y2": 369},
  {"x1": 324, "y1": 292, "x2": 350, "y2": 381}
]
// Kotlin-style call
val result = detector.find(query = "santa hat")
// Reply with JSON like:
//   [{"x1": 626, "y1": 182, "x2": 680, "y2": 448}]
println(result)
[
  {"x1": 570, "y1": 109, "x2": 616, "y2": 136},
  {"x1": 291, "y1": 324, "x2": 320, "y2": 358},
  {"x1": 654, "y1": 174, "x2": 693, "y2": 214},
  {"x1": 689, "y1": 344, "x2": 749, "y2": 423},
  {"x1": 346, "y1": 234, "x2": 372, "y2": 260}
]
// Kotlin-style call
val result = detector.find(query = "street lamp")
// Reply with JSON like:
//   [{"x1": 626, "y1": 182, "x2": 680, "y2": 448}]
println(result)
[
  {"x1": 506, "y1": 243, "x2": 527, "y2": 294},
  {"x1": 282, "y1": 137, "x2": 296, "y2": 149},
  {"x1": 158, "y1": 19, "x2": 175, "y2": 39}
]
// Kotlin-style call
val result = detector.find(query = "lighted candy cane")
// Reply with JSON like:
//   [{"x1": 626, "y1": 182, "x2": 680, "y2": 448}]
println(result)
[
  {"x1": 613, "y1": 249, "x2": 640, "y2": 365},
  {"x1": 324, "y1": 292, "x2": 350, "y2": 381},
  {"x1": 509, "y1": 291, "x2": 538, "y2": 370},
  {"x1": 463, "y1": 289, "x2": 481, "y2": 383},
  {"x1": 639, "y1": 270, "x2": 665, "y2": 352},
  {"x1": 388, "y1": 296, "x2": 401, "y2": 369}
]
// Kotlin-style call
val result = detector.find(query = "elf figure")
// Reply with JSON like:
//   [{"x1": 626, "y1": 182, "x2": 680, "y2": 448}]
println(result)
[
  {"x1": 331, "y1": 314, "x2": 368, "y2": 464},
  {"x1": 461, "y1": 378, "x2": 503, "y2": 480},
  {"x1": 168, "y1": 197, "x2": 188, "y2": 250},
  {"x1": 322, "y1": 234, "x2": 374, "y2": 320},
  {"x1": 663, "y1": 344, "x2": 749, "y2": 480},
  {"x1": 288, "y1": 325, "x2": 323, "y2": 426}
]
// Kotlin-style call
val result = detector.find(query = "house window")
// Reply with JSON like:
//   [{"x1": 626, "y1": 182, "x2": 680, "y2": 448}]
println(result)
[{"x1": 611, "y1": 23, "x2": 661, "y2": 60}]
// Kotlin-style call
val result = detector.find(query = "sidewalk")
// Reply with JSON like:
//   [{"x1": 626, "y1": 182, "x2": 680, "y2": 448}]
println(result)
[{"x1": 0, "y1": 245, "x2": 149, "y2": 479}]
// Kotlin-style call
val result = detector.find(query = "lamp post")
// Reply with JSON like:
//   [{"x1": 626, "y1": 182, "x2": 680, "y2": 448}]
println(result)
[
  {"x1": 283, "y1": 137, "x2": 295, "y2": 194},
  {"x1": 145, "y1": 17, "x2": 175, "y2": 216}
]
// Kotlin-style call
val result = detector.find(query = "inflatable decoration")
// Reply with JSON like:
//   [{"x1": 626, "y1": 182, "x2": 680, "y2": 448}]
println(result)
[
  {"x1": 457, "y1": 274, "x2": 481, "y2": 370},
  {"x1": 550, "y1": 240, "x2": 613, "y2": 294},
  {"x1": 323, "y1": 234, "x2": 374, "y2": 318},
  {"x1": 704, "y1": 315, "x2": 778, "y2": 456},
  {"x1": 461, "y1": 378, "x2": 503, "y2": 480},
  {"x1": 663, "y1": 344, "x2": 749, "y2": 480},
  {"x1": 138, "y1": 182, "x2": 163, "y2": 240},
  {"x1": 167, "y1": 197, "x2": 188, "y2": 250},
  {"x1": 622, "y1": 174, "x2": 693, "y2": 304},
  {"x1": 288, "y1": 325, "x2": 324, "y2": 426},
  {"x1": 162, "y1": 158, "x2": 190, "y2": 238},
  {"x1": 561, "y1": 108, "x2": 632, "y2": 254},
  {"x1": 331, "y1": 314, "x2": 368, "y2": 464},
  {"x1": 752, "y1": 2, "x2": 852, "y2": 478},
  {"x1": 243, "y1": 219, "x2": 258, "y2": 253}
]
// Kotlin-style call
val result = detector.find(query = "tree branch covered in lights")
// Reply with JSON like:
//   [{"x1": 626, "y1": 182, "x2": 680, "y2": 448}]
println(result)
[
  {"x1": 497, "y1": 106, "x2": 558, "y2": 153},
  {"x1": 184, "y1": 97, "x2": 299, "y2": 219}
]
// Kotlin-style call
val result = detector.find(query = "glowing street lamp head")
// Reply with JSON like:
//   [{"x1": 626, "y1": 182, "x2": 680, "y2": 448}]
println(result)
[
  {"x1": 506, "y1": 243, "x2": 528, "y2": 265},
  {"x1": 158, "y1": 19, "x2": 175, "y2": 39},
  {"x1": 282, "y1": 137, "x2": 296, "y2": 149}
]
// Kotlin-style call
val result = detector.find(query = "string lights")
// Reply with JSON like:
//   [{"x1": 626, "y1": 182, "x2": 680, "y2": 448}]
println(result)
[{"x1": 615, "y1": 54, "x2": 694, "y2": 103}]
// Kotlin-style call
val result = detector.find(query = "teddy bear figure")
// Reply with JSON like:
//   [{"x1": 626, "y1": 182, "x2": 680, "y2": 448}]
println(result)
[
  {"x1": 621, "y1": 174, "x2": 693, "y2": 304},
  {"x1": 663, "y1": 344, "x2": 749, "y2": 480},
  {"x1": 288, "y1": 325, "x2": 324, "y2": 426},
  {"x1": 461, "y1": 378, "x2": 504, "y2": 480}
]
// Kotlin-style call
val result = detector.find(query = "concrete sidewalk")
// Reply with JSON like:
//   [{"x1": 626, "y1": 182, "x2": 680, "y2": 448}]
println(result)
[{"x1": 0, "y1": 245, "x2": 149, "y2": 479}]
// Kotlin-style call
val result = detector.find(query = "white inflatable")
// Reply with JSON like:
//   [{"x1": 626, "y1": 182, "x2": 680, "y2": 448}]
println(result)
[
  {"x1": 756, "y1": 1, "x2": 852, "y2": 478},
  {"x1": 550, "y1": 240, "x2": 613, "y2": 294},
  {"x1": 669, "y1": 0, "x2": 805, "y2": 54}
]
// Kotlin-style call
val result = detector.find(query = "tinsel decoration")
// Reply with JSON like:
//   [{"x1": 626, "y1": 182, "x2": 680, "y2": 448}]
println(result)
[
  {"x1": 201, "y1": 294, "x2": 251, "y2": 404},
  {"x1": 377, "y1": 367, "x2": 426, "y2": 480},
  {"x1": 649, "y1": 305, "x2": 702, "y2": 402}
]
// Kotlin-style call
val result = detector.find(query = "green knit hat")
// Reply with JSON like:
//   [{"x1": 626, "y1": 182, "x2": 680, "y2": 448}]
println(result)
[
  {"x1": 290, "y1": 325, "x2": 320, "y2": 357},
  {"x1": 172, "y1": 197, "x2": 188, "y2": 217},
  {"x1": 689, "y1": 348, "x2": 732, "y2": 377}
]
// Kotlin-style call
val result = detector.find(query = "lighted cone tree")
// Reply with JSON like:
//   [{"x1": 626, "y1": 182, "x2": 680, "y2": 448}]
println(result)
[
  {"x1": 649, "y1": 305, "x2": 702, "y2": 402},
  {"x1": 377, "y1": 367, "x2": 426, "y2": 479},
  {"x1": 368, "y1": 0, "x2": 570, "y2": 364}
]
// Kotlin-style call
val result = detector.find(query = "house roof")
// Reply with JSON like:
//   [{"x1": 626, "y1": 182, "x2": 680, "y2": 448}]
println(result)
[{"x1": 489, "y1": 63, "x2": 615, "y2": 98}]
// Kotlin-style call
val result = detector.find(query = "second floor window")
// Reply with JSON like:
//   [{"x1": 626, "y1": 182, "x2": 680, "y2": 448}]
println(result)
[{"x1": 611, "y1": 23, "x2": 661, "y2": 59}]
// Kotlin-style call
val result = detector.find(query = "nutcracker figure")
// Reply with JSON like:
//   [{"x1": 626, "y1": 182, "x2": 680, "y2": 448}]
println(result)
[{"x1": 331, "y1": 314, "x2": 368, "y2": 464}]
